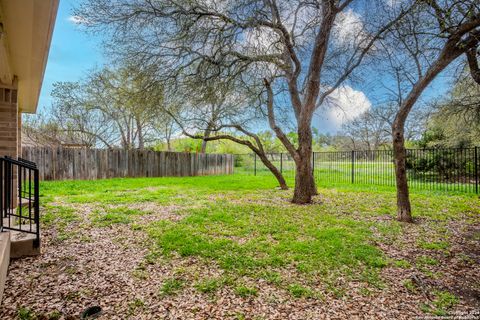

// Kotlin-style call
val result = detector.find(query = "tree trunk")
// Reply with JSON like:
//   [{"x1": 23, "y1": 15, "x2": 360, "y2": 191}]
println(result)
[
  {"x1": 392, "y1": 125, "x2": 413, "y2": 222},
  {"x1": 293, "y1": 154, "x2": 316, "y2": 203},
  {"x1": 201, "y1": 127, "x2": 212, "y2": 153},
  {"x1": 466, "y1": 48, "x2": 480, "y2": 85},
  {"x1": 257, "y1": 152, "x2": 288, "y2": 190},
  {"x1": 165, "y1": 127, "x2": 172, "y2": 151},
  {"x1": 292, "y1": 124, "x2": 317, "y2": 203},
  {"x1": 389, "y1": 42, "x2": 465, "y2": 222},
  {"x1": 137, "y1": 123, "x2": 144, "y2": 150}
]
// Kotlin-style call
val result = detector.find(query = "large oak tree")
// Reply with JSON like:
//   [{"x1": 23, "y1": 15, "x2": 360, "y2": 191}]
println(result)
[{"x1": 76, "y1": 0, "x2": 413, "y2": 203}]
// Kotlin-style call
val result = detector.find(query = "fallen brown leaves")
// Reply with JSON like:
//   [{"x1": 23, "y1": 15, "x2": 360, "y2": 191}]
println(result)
[{"x1": 0, "y1": 198, "x2": 478, "y2": 320}]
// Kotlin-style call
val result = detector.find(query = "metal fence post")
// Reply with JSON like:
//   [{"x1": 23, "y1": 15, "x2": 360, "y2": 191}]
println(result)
[
  {"x1": 351, "y1": 150, "x2": 355, "y2": 184},
  {"x1": 34, "y1": 169, "x2": 40, "y2": 248},
  {"x1": 280, "y1": 153, "x2": 283, "y2": 174},
  {"x1": 312, "y1": 152, "x2": 315, "y2": 174},
  {"x1": 0, "y1": 159, "x2": 3, "y2": 222},
  {"x1": 475, "y1": 146, "x2": 478, "y2": 194},
  {"x1": 241, "y1": 148, "x2": 477, "y2": 194}
]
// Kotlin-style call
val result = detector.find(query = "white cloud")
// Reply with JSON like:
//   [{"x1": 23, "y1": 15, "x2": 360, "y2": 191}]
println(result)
[
  {"x1": 316, "y1": 86, "x2": 371, "y2": 131},
  {"x1": 67, "y1": 15, "x2": 90, "y2": 25},
  {"x1": 332, "y1": 9, "x2": 368, "y2": 47}
]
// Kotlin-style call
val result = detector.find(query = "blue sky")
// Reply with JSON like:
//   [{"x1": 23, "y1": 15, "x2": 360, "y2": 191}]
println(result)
[{"x1": 38, "y1": 0, "x2": 104, "y2": 111}]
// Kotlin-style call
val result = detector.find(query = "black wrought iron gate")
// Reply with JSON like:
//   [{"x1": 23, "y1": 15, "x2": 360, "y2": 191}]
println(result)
[{"x1": 0, "y1": 156, "x2": 40, "y2": 248}]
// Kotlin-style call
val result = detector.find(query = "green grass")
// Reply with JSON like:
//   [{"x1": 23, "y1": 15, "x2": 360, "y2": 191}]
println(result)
[
  {"x1": 418, "y1": 240, "x2": 450, "y2": 251},
  {"x1": 260, "y1": 271, "x2": 282, "y2": 285},
  {"x1": 416, "y1": 256, "x2": 439, "y2": 267},
  {"x1": 287, "y1": 284, "x2": 316, "y2": 299},
  {"x1": 421, "y1": 290, "x2": 459, "y2": 316},
  {"x1": 17, "y1": 307, "x2": 36, "y2": 320},
  {"x1": 16, "y1": 307, "x2": 63, "y2": 320},
  {"x1": 403, "y1": 279, "x2": 417, "y2": 293},
  {"x1": 159, "y1": 277, "x2": 185, "y2": 296},
  {"x1": 145, "y1": 202, "x2": 386, "y2": 290},
  {"x1": 41, "y1": 205, "x2": 81, "y2": 242},
  {"x1": 392, "y1": 259, "x2": 412, "y2": 269},
  {"x1": 41, "y1": 205, "x2": 79, "y2": 226},
  {"x1": 235, "y1": 285, "x2": 258, "y2": 297},
  {"x1": 194, "y1": 277, "x2": 224, "y2": 294},
  {"x1": 38, "y1": 173, "x2": 479, "y2": 309},
  {"x1": 127, "y1": 298, "x2": 145, "y2": 316}
]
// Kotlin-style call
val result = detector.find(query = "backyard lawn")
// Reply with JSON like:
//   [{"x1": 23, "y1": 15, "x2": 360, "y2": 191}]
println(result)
[{"x1": 1, "y1": 174, "x2": 479, "y2": 319}]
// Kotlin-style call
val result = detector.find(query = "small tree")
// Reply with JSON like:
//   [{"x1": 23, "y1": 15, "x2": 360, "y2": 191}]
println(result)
[
  {"x1": 51, "y1": 65, "x2": 171, "y2": 150},
  {"x1": 340, "y1": 106, "x2": 392, "y2": 151},
  {"x1": 165, "y1": 78, "x2": 289, "y2": 189},
  {"x1": 51, "y1": 81, "x2": 118, "y2": 148},
  {"x1": 380, "y1": 1, "x2": 480, "y2": 222},
  {"x1": 420, "y1": 70, "x2": 480, "y2": 148},
  {"x1": 340, "y1": 104, "x2": 430, "y2": 151}
]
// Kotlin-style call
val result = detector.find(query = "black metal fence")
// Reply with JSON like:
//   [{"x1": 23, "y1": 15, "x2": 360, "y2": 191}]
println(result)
[
  {"x1": 234, "y1": 147, "x2": 479, "y2": 194},
  {"x1": 0, "y1": 156, "x2": 40, "y2": 247}
]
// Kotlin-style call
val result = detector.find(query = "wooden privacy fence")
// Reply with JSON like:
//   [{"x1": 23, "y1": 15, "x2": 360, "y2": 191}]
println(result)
[{"x1": 21, "y1": 147, "x2": 234, "y2": 181}]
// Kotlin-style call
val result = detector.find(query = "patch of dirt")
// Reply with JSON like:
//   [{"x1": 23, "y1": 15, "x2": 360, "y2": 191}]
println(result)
[
  {"x1": 1, "y1": 222, "x2": 150, "y2": 319},
  {"x1": 375, "y1": 218, "x2": 480, "y2": 314},
  {"x1": 69, "y1": 202, "x2": 186, "y2": 225},
  {"x1": 127, "y1": 202, "x2": 186, "y2": 223}
]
